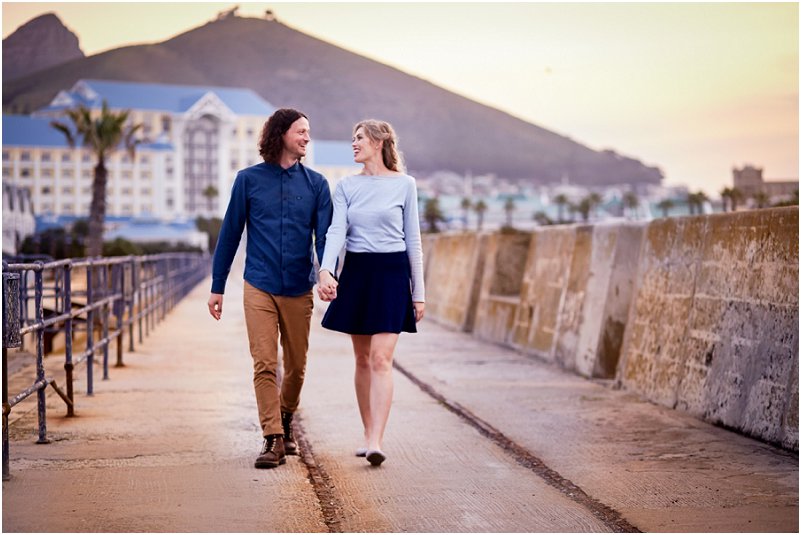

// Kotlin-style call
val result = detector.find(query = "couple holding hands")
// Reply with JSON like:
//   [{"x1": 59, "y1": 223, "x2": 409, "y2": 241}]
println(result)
[{"x1": 209, "y1": 108, "x2": 424, "y2": 469}]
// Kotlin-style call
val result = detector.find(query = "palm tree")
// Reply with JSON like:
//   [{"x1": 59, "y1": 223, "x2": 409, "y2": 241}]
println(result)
[
  {"x1": 503, "y1": 197, "x2": 516, "y2": 227},
  {"x1": 473, "y1": 200, "x2": 488, "y2": 231},
  {"x1": 202, "y1": 184, "x2": 219, "y2": 213},
  {"x1": 588, "y1": 192, "x2": 603, "y2": 220},
  {"x1": 729, "y1": 187, "x2": 744, "y2": 211},
  {"x1": 623, "y1": 191, "x2": 639, "y2": 219},
  {"x1": 720, "y1": 187, "x2": 732, "y2": 212},
  {"x1": 553, "y1": 193, "x2": 568, "y2": 223},
  {"x1": 656, "y1": 199, "x2": 675, "y2": 218},
  {"x1": 51, "y1": 101, "x2": 142, "y2": 256},
  {"x1": 752, "y1": 191, "x2": 770, "y2": 209},
  {"x1": 460, "y1": 197, "x2": 472, "y2": 231},
  {"x1": 423, "y1": 197, "x2": 446, "y2": 233},
  {"x1": 578, "y1": 197, "x2": 592, "y2": 222}
]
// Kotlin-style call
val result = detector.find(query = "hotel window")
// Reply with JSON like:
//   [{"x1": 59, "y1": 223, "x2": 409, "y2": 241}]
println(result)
[
  {"x1": 82, "y1": 169, "x2": 92, "y2": 179},
  {"x1": 81, "y1": 204, "x2": 90, "y2": 212},
  {"x1": 21, "y1": 151, "x2": 31, "y2": 162},
  {"x1": 140, "y1": 155, "x2": 150, "y2": 165},
  {"x1": 41, "y1": 152, "x2": 52, "y2": 162},
  {"x1": 20, "y1": 168, "x2": 31, "y2": 178},
  {"x1": 122, "y1": 170, "x2": 132, "y2": 179},
  {"x1": 42, "y1": 168, "x2": 54, "y2": 178},
  {"x1": 122, "y1": 154, "x2": 132, "y2": 164},
  {"x1": 2, "y1": 167, "x2": 11, "y2": 178},
  {"x1": 62, "y1": 186, "x2": 73, "y2": 194},
  {"x1": 121, "y1": 188, "x2": 132, "y2": 195},
  {"x1": 141, "y1": 204, "x2": 153, "y2": 213},
  {"x1": 41, "y1": 186, "x2": 52, "y2": 195},
  {"x1": 2, "y1": 151, "x2": 9, "y2": 161},
  {"x1": 63, "y1": 169, "x2": 74, "y2": 178},
  {"x1": 122, "y1": 204, "x2": 133, "y2": 214},
  {"x1": 141, "y1": 171, "x2": 152, "y2": 180},
  {"x1": 161, "y1": 115, "x2": 171, "y2": 133},
  {"x1": 82, "y1": 187, "x2": 91, "y2": 195},
  {"x1": 141, "y1": 187, "x2": 152, "y2": 196},
  {"x1": 82, "y1": 153, "x2": 91, "y2": 163},
  {"x1": 246, "y1": 128, "x2": 254, "y2": 137},
  {"x1": 61, "y1": 153, "x2": 72, "y2": 163},
  {"x1": 41, "y1": 203, "x2": 52, "y2": 212},
  {"x1": 166, "y1": 197, "x2": 174, "y2": 208},
  {"x1": 231, "y1": 160, "x2": 238, "y2": 170},
  {"x1": 62, "y1": 204, "x2": 73, "y2": 213}
]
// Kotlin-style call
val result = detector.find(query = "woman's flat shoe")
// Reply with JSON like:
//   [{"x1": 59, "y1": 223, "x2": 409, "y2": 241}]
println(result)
[
  {"x1": 355, "y1": 447, "x2": 368, "y2": 457},
  {"x1": 366, "y1": 449, "x2": 386, "y2": 466}
]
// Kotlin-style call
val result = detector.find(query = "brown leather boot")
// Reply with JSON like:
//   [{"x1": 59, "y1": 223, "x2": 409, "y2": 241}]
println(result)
[
  {"x1": 255, "y1": 434, "x2": 286, "y2": 469},
  {"x1": 282, "y1": 411, "x2": 298, "y2": 456}
]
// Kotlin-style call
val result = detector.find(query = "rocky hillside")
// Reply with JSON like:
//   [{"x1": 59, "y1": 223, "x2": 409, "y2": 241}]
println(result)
[{"x1": 3, "y1": 13, "x2": 84, "y2": 81}]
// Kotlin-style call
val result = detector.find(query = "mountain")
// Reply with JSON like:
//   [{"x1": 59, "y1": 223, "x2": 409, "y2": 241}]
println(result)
[
  {"x1": 2, "y1": 13, "x2": 84, "y2": 81},
  {"x1": 2, "y1": 15, "x2": 662, "y2": 185}
]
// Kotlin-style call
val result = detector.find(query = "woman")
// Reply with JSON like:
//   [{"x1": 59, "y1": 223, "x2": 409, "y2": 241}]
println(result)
[{"x1": 317, "y1": 119, "x2": 425, "y2": 467}]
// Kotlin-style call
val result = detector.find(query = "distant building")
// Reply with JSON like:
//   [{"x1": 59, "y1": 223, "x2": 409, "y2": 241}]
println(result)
[
  {"x1": 2, "y1": 182, "x2": 36, "y2": 255},
  {"x1": 2, "y1": 79, "x2": 356, "y2": 227},
  {"x1": 732, "y1": 165, "x2": 798, "y2": 201}
]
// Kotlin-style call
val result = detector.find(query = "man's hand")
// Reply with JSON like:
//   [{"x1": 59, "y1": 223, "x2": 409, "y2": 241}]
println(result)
[
  {"x1": 413, "y1": 302, "x2": 425, "y2": 322},
  {"x1": 208, "y1": 293, "x2": 223, "y2": 320},
  {"x1": 317, "y1": 270, "x2": 338, "y2": 302}
]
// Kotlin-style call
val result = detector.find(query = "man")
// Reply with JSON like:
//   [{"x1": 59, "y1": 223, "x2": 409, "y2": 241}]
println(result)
[{"x1": 208, "y1": 108, "x2": 332, "y2": 469}]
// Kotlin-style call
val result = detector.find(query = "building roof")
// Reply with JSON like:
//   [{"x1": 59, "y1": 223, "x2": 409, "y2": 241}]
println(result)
[
  {"x1": 3, "y1": 114, "x2": 173, "y2": 151},
  {"x1": 38, "y1": 79, "x2": 275, "y2": 116},
  {"x1": 313, "y1": 140, "x2": 356, "y2": 167}
]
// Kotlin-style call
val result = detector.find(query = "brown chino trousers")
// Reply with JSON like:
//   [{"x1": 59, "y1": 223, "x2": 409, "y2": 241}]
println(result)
[{"x1": 243, "y1": 281, "x2": 314, "y2": 437}]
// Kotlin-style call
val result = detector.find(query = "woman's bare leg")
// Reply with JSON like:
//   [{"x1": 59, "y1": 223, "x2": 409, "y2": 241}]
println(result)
[
  {"x1": 351, "y1": 334, "x2": 373, "y2": 448},
  {"x1": 367, "y1": 333, "x2": 399, "y2": 451}
]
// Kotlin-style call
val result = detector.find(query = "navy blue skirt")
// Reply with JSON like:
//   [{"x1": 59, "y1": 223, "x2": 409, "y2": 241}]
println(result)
[{"x1": 322, "y1": 251, "x2": 417, "y2": 335}]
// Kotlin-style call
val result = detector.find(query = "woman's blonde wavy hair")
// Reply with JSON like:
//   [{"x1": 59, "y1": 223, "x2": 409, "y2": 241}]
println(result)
[{"x1": 353, "y1": 119, "x2": 404, "y2": 173}]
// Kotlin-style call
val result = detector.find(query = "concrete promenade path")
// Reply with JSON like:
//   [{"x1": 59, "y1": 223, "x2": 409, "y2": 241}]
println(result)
[{"x1": 3, "y1": 272, "x2": 798, "y2": 532}]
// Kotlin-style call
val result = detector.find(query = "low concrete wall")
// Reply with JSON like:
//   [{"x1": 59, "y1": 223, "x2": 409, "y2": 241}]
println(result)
[
  {"x1": 422, "y1": 207, "x2": 798, "y2": 449},
  {"x1": 617, "y1": 207, "x2": 799, "y2": 450},
  {"x1": 422, "y1": 233, "x2": 488, "y2": 332}
]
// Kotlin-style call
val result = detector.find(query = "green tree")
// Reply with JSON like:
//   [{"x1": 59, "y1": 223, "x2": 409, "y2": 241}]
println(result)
[
  {"x1": 623, "y1": 191, "x2": 639, "y2": 219},
  {"x1": 688, "y1": 191, "x2": 709, "y2": 215},
  {"x1": 460, "y1": 197, "x2": 472, "y2": 231},
  {"x1": 51, "y1": 101, "x2": 142, "y2": 256},
  {"x1": 553, "y1": 193, "x2": 568, "y2": 223},
  {"x1": 473, "y1": 199, "x2": 488, "y2": 231},
  {"x1": 656, "y1": 199, "x2": 675, "y2": 218},
  {"x1": 752, "y1": 191, "x2": 770, "y2": 209},
  {"x1": 503, "y1": 197, "x2": 516, "y2": 227},
  {"x1": 578, "y1": 198, "x2": 592, "y2": 222},
  {"x1": 423, "y1": 197, "x2": 446, "y2": 233},
  {"x1": 202, "y1": 184, "x2": 219, "y2": 213},
  {"x1": 532, "y1": 211, "x2": 553, "y2": 226},
  {"x1": 720, "y1": 187, "x2": 732, "y2": 212},
  {"x1": 729, "y1": 187, "x2": 744, "y2": 211}
]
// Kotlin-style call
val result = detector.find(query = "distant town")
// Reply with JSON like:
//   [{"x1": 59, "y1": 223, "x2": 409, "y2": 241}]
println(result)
[{"x1": 2, "y1": 78, "x2": 798, "y2": 259}]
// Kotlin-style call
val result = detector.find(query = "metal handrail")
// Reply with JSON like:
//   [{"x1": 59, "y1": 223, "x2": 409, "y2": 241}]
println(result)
[{"x1": 2, "y1": 252, "x2": 210, "y2": 480}]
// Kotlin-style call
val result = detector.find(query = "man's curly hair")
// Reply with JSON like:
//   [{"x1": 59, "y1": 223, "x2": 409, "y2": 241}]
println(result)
[{"x1": 258, "y1": 108, "x2": 308, "y2": 164}]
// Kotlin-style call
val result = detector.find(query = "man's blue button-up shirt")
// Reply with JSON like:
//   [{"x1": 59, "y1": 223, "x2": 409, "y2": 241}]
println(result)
[{"x1": 211, "y1": 161, "x2": 333, "y2": 296}]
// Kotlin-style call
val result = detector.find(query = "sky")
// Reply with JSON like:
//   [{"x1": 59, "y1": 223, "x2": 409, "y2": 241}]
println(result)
[{"x1": 2, "y1": 1, "x2": 799, "y2": 196}]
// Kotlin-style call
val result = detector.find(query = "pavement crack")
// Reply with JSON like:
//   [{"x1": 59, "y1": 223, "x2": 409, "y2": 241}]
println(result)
[
  {"x1": 394, "y1": 359, "x2": 642, "y2": 533},
  {"x1": 294, "y1": 413, "x2": 345, "y2": 533}
]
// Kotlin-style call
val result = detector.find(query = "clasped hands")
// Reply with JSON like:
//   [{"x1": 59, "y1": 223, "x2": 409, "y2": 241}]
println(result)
[{"x1": 317, "y1": 269, "x2": 338, "y2": 301}]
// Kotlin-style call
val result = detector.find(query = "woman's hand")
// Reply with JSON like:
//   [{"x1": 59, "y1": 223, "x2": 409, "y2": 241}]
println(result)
[
  {"x1": 317, "y1": 270, "x2": 338, "y2": 302},
  {"x1": 413, "y1": 302, "x2": 425, "y2": 322}
]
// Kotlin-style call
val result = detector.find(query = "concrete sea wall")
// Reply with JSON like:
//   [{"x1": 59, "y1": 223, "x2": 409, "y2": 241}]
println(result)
[{"x1": 422, "y1": 207, "x2": 798, "y2": 450}]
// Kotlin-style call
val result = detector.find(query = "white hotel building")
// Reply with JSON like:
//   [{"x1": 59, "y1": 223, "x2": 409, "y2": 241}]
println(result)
[{"x1": 2, "y1": 79, "x2": 358, "y2": 225}]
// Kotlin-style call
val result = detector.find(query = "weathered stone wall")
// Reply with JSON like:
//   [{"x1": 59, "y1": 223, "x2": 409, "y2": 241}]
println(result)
[
  {"x1": 421, "y1": 233, "x2": 488, "y2": 331},
  {"x1": 617, "y1": 207, "x2": 798, "y2": 450},
  {"x1": 421, "y1": 207, "x2": 798, "y2": 449}
]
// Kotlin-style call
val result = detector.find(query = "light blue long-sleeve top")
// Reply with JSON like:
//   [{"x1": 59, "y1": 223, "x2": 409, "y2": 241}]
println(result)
[{"x1": 320, "y1": 174, "x2": 425, "y2": 302}]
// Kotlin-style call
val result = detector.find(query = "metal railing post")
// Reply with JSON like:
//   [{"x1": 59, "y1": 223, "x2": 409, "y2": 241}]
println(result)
[
  {"x1": 86, "y1": 262, "x2": 94, "y2": 396},
  {"x1": 101, "y1": 265, "x2": 110, "y2": 380},
  {"x1": 33, "y1": 264, "x2": 49, "y2": 444},
  {"x1": 64, "y1": 262, "x2": 75, "y2": 416},
  {"x1": 114, "y1": 263, "x2": 124, "y2": 368},
  {"x1": 3, "y1": 267, "x2": 22, "y2": 481}
]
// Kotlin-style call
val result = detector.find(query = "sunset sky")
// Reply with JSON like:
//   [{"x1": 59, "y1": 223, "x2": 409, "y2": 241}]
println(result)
[{"x1": 3, "y1": 2, "x2": 798, "y2": 196}]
